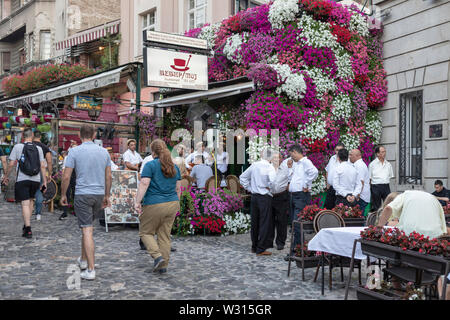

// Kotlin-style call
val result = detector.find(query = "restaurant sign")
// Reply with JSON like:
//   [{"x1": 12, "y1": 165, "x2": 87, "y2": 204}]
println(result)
[
  {"x1": 144, "y1": 48, "x2": 208, "y2": 91},
  {"x1": 73, "y1": 95, "x2": 102, "y2": 110}
]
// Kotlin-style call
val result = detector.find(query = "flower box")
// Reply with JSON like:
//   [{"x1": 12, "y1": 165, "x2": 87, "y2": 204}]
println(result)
[
  {"x1": 356, "y1": 286, "x2": 402, "y2": 300},
  {"x1": 399, "y1": 250, "x2": 449, "y2": 275},
  {"x1": 295, "y1": 256, "x2": 321, "y2": 269},
  {"x1": 360, "y1": 240, "x2": 401, "y2": 263},
  {"x1": 343, "y1": 218, "x2": 366, "y2": 227}
]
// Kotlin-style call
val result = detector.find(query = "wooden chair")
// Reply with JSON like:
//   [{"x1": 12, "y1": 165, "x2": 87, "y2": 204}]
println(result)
[
  {"x1": 43, "y1": 178, "x2": 58, "y2": 213},
  {"x1": 226, "y1": 175, "x2": 241, "y2": 194},
  {"x1": 365, "y1": 211, "x2": 378, "y2": 227},
  {"x1": 204, "y1": 176, "x2": 217, "y2": 193}
]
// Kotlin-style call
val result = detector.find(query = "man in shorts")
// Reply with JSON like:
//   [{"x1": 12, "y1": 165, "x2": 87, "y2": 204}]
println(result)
[
  {"x1": 60, "y1": 124, "x2": 111, "y2": 281},
  {"x1": 2, "y1": 128, "x2": 47, "y2": 239}
]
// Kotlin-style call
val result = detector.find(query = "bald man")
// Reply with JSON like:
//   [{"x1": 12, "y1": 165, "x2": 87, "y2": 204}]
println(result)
[{"x1": 349, "y1": 149, "x2": 371, "y2": 213}]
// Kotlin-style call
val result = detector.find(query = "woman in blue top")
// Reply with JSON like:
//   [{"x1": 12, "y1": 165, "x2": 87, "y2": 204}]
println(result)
[{"x1": 135, "y1": 139, "x2": 181, "y2": 274}]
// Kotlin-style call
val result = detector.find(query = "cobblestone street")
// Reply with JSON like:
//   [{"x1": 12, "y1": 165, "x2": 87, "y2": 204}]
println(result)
[{"x1": 0, "y1": 201, "x2": 363, "y2": 300}]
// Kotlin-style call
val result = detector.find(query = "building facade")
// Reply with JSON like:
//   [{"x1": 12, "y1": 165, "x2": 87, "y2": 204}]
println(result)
[{"x1": 376, "y1": 0, "x2": 450, "y2": 192}]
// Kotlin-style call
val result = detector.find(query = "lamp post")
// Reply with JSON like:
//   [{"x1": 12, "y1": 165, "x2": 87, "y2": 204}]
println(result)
[{"x1": 88, "y1": 108, "x2": 102, "y2": 121}]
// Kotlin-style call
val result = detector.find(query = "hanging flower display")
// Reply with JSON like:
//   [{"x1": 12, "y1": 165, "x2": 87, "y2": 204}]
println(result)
[{"x1": 183, "y1": 0, "x2": 386, "y2": 197}]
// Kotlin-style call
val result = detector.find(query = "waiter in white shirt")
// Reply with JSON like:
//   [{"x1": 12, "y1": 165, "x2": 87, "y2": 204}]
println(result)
[
  {"x1": 350, "y1": 149, "x2": 371, "y2": 213},
  {"x1": 287, "y1": 144, "x2": 318, "y2": 254},
  {"x1": 239, "y1": 148, "x2": 276, "y2": 256},
  {"x1": 122, "y1": 139, "x2": 143, "y2": 172},
  {"x1": 267, "y1": 152, "x2": 290, "y2": 251},
  {"x1": 324, "y1": 143, "x2": 345, "y2": 209},
  {"x1": 185, "y1": 142, "x2": 212, "y2": 170},
  {"x1": 214, "y1": 142, "x2": 229, "y2": 187},
  {"x1": 368, "y1": 145, "x2": 394, "y2": 212},
  {"x1": 333, "y1": 149, "x2": 360, "y2": 207}
]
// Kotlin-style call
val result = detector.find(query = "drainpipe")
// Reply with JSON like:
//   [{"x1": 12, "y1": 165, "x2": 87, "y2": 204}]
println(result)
[{"x1": 135, "y1": 64, "x2": 142, "y2": 152}]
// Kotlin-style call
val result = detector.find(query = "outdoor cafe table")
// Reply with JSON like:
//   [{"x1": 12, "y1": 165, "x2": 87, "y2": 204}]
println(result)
[{"x1": 307, "y1": 227, "x2": 375, "y2": 296}]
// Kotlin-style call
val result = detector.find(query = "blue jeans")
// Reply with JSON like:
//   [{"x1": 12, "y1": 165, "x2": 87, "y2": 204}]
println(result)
[
  {"x1": 358, "y1": 199, "x2": 368, "y2": 215},
  {"x1": 290, "y1": 191, "x2": 311, "y2": 252},
  {"x1": 35, "y1": 189, "x2": 44, "y2": 215}
]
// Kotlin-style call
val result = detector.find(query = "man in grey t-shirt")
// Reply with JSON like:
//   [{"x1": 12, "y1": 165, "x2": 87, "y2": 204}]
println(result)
[
  {"x1": 190, "y1": 155, "x2": 213, "y2": 189},
  {"x1": 2, "y1": 128, "x2": 47, "y2": 239},
  {"x1": 61, "y1": 124, "x2": 111, "y2": 281}
]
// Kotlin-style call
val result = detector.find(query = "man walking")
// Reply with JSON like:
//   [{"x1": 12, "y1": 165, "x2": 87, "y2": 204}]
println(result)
[
  {"x1": 349, "y1": 149, "x2": 371, "y2": 213},
  {"x1": 61, "y1": 124, "x2": 112, "y2": 280},
  {"x1": 240, "y1": 149, "x2": 276, "y2": 256},
  {"x1": 2, "y1": 128, "x2": 47, "y2": 239},
  {"x1": 32, "y1": 131, "x2": 52, "y2": 221},
  {"x1": 333, "y1": 149, "x2": 359, "y2": 207},
  {"x1": 288, "y1": 145, "x2": 318, "y2": 252},
  {"x1": 268, "y1": 152, "x2": 290, "y2": 251},
  {"x1": 324, "y1": 143, "x2": 345, "y2": 210},
  {"x1": 369, "y1": 146, "x2": 394, "y2": 212}
]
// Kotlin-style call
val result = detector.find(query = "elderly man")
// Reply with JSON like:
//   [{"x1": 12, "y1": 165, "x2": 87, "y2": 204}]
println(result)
[
  {"x1": 324, "y1": 143, "x2": 345, "y2": 209},
  {"x1": 369, "y1": 146, "x2": 394, "y2": 212},
  {"x1": 123, "y1": 139, "x2": 143, "y2": 172},
  {"x1": 240, "y1": 148, "x2": 276, "y2": 256},
  {"x1": 349, "y1": 149, "x2": 371, "y2": 213},
  {"x1": 377, "y1": 190, "x2": 449, "y2": 239},
  {"x1": 333, "y1": 149, "x2": 359, "y2": 207},
  {"x1": 268, "y1": 152, "x2": 290, "y2": 251}
]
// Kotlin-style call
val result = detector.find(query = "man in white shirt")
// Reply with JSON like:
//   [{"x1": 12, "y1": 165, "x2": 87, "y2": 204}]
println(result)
[
  {"x1": 122, "y1": 139, "x2": 143, "y2": 172},
  {"x1": 268, "y1": 152, "x2": 290, "y2": 251},
  {"x1": 239, "y1": 148, "x2": 276, "y2": 256},
  {"x1": 324, "y1": 143, "x2": 345, "y2": 209},
  {"x1": 190, "y1": 155, "x2": 213, "y2": 189},
  {"x1": 287, "y1": 145, "x2": 318, "y2": 254},
  {"x1": 349, "y1": 149, "x2": 371, "y2": 213},
  {"x1": 185, "y1": 142, "x2": 212, "y2": 169},
  {"x1": 106, "y1": 148, "x2": 119, "y2": 171},
  {"x1": 368, "y1": 145, "x2": 394, "y2": 212},
  {"x1": 214, "y1": 142, "x2": 229, "y2": 187},
  {"x1": 139, "y1": 153, "x2": 154, "y2": 180},
  {"x1": 333, "y1": 149, "x2": 360, "y2": 207}
]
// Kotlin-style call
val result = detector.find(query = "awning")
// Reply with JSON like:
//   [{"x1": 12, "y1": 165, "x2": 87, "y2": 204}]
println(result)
[
  {"x1": 0, "y1": 65, "x2": 129, "y2": 108},
  {"x1": 32, "y1": 66, "x2": 127, "y2": 104},
  {"x1": 144, "y1": 81, "x2": 255, "y2": 108},
  {"x1": 56, "y1": 20, "x2": 120, "y2": 51}
]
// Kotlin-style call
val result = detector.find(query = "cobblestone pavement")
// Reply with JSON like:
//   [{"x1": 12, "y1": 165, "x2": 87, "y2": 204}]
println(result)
[{"x1": 0, "y1": 201, "x2": 364, "y2": 300}]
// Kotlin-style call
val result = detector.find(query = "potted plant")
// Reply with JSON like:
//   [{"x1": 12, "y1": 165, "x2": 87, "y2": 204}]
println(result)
[
  {"x1": 360, "y1": 226, "x2": 402, "y2": 263},
  {"x1": 294, "y1": 242, "x2": 321, "y2": 268},
  {"x1": 332, "y1": 203, "x2": 365, "y2": 226},
  {"x1": 297, "y1": 204, "x2": 321, "y2": 232},
  {"x1": 356, "y1": 281, "x2": 402, "y2": 300}
]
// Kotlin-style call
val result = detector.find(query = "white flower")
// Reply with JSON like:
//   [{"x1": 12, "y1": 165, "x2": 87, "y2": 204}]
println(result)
[
  {"x1": 198, "y1": 23, "x2": 221, "y2": 49},
  {"x1": 297, "y1": 14, "x2": 339, "y2": 49},
  {"x1": 305, "y1": 67, "x2": 336, "y2": 98},
  {"x1": 223, "y1": 33, "x2": 248, "y2": 64},
  {"x1": 223, "y1": 211, "x2": 251, "y2": 235},
  {"x1": 340, "y1": 131, "x2": 361, "y2": 151},
  {"x1": 298, "y1": 113, "x2": 327, "y2": 140},
  {"x1": 247, "y1": 136, "x2": 268, "y2": 164},
  {"x1": 349, "y1": 13, "x2": 369, "y2": 37},
  {"x1": 332, "y1": 93, "x2": 352, "y2": 121},
  {"x1": 268, "y1": 0, "x2": 299, "y2": 29},
  {"x1": 311, "y1": 173, "x2": 327, "y2": 196},
  {"x1": 365, "y1": 111, "x2": 382, "y2": 143},
  {"x1": 333, "y1": 48, "x2": 354, "y2": 79},
  {"x1": 270, "y1": 63, "x2": 306, "y2": 100}
]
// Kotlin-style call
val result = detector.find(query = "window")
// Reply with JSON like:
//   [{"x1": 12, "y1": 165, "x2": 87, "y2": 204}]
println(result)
[
  {"x1": 142, "y1": 10, "x2": 156, "y2": 32},
  {"x1": 19, "y1": 48, "x2": 25, "y2": 66},
  {"x1": 39, "y1": 31, "x2": 51, "y2": 60},
  {"x1": 188, "y1": 0, "x2": 206, "y2": 29},
  {"x1": 399, "y1": 91, "x2": 423, "y2": 185},
  {"x1": 234, "y1": 0, "x2": 259, "y2": 13},
  {"x1": 28, "y1": 33, "x2": 34, "y2": 62},
  {"x1": 1, "y1": 51, "x2": 10, "y2": 73}
]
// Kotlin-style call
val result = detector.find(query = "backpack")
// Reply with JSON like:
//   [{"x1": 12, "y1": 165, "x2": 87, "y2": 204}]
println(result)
[{"x1": 18, "y1": 143, "x2": 41, "y2": 176}]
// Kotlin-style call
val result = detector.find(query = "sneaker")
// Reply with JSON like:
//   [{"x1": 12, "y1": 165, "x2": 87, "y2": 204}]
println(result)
[
  {"x1": 158, "y1": 268, "x2": 167, "y2": 274},
  {"x1": 59, "y1": 213, "x2": 68, "y2": 220},
  {"x1": 153, "y1": 256, "x2": 165, "y2": 273},
  {"x1": 36, "y1": 214, "x2": 41, "y2": 221},
  {"x1": 77, "y1": 257, "x2": 88, "y2": 270},
  {"x1": 80, "y1": 269, "x2": 95, "y2": 280},
  {"x1": 22, "y1": 226, "x2": 32, "y2": 239},
  {"x1": 170, "y1": 247, "x2": 176, "y2": 252}
]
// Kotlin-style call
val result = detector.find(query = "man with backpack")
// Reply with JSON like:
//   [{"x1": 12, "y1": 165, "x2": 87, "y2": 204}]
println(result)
[{"x1": 2, "y1": 128, "x2": 47, "y2": 239}]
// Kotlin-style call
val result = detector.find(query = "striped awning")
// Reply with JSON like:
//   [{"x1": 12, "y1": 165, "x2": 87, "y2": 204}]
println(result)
[{"x1": 56, "y1": 20, "x2": 120, "y2": 51}]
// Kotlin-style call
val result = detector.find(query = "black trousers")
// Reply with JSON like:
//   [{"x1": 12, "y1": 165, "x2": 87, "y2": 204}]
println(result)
[
  {"x1": 324, "y1": 185, "x2": 336, "y2": 210},
  {"x1": 370, "y1": 184, "x2": 391, "y2": 212},
  {"x1": 250, "y1": 194, "x2": 273, "y2": 254},
  {"x1": 268, "y1": 191, "x2": 289, "y2": 248}
]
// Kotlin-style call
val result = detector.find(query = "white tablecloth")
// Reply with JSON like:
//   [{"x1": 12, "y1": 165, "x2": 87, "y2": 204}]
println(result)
[{"x1": 307, "y1": 227, "x2": 369, "y2": 260}]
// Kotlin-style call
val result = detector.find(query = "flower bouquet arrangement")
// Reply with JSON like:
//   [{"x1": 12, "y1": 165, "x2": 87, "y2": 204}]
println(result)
[
  {"x1": 297, "y1": 204, "x2": 322, "y2": 221},
  {"x1": 332, "y1": 203, "x2": 363, "y2": 218}
]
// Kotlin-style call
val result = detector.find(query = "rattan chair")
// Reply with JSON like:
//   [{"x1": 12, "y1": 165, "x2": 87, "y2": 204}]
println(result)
[
  {"x1": 204, "y1": 176, "x2": 217, "y2": 193},
  {"x1": 313, "y1": 210, "x2": 345, "y2": 233},
  {"x1": 365, "y1": 211, "x2": 378, "y2": 226}
]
